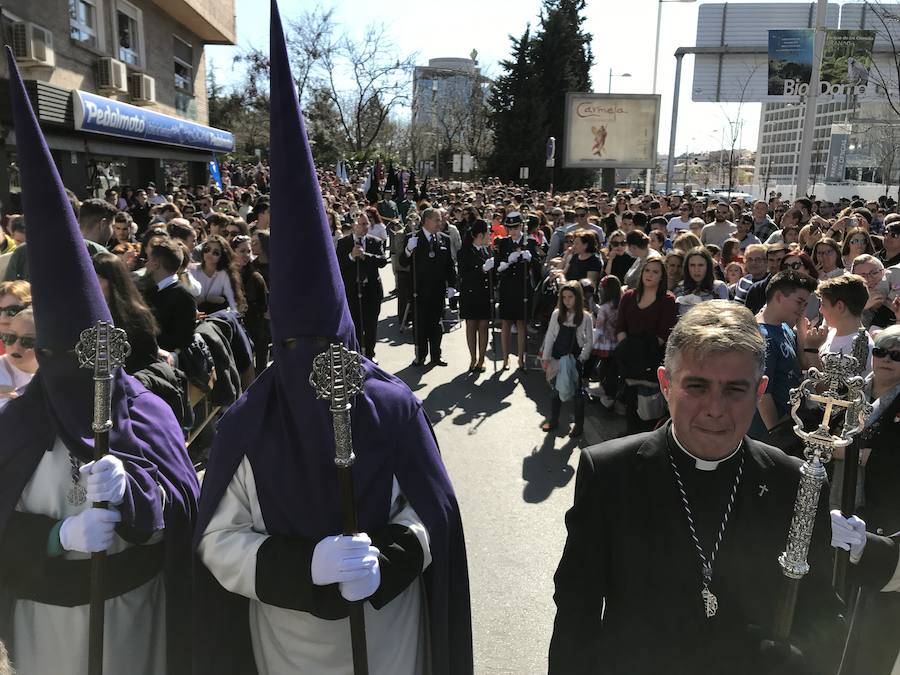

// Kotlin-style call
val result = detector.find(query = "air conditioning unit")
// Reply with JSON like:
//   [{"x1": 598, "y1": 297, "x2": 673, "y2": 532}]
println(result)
[
  {"x1": 11, "y1": 22, "x2": 54, "y2": 67},
  {"x1": 97, "y1": 57, "x2": 128, "y2": 94},
  {"x1": 128, "y1": 73, "x2": 155, "y2": 105}
]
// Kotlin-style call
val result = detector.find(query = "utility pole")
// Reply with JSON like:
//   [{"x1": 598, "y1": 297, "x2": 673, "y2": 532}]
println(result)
[{"x1": 795, "y1": 0, "x2": 827, "y2": 200}]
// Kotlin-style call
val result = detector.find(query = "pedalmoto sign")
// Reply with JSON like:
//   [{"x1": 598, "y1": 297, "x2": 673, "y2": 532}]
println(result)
[{"x1": 73, "y1": 91, "x2": 235, "y2": 153}]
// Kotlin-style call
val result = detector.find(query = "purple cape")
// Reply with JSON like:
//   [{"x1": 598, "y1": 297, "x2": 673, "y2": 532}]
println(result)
[
  {"x1": 0, "y1": 46, "x2": 199, "y2": 674},
  {"x1": 191, "y1": 4, "x2": 472, "y2": 672}
]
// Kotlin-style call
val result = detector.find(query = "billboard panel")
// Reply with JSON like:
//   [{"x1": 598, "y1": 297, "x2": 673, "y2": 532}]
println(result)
[
  {"x1": 825, "y1": 124, "x2": 851, "y2": 182},
  {"x1": 563, "y1": 94, "x2": 660, "y2": 169}
]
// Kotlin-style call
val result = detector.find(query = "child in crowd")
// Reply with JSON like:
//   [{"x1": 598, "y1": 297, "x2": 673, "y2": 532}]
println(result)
[{"x1": 592, "y1": 275, "x2": 622, "y2": 409}]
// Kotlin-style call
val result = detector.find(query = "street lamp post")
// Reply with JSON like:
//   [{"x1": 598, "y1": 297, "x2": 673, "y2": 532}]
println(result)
[
  {"x1": 650, "y1": 0, "x2": 696, "y2": 194},
  {"x1": 608, "y1": 69, "x2": 631, "y2": 94}
]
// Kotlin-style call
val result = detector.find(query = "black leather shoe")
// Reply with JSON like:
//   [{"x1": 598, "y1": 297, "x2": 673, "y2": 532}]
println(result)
[
  {"x1": 430, "y1": 358, "x2": 448, "y2": 367},
  {"x1": 412, "y1": 359, "x2": 426, "y2": 368}
]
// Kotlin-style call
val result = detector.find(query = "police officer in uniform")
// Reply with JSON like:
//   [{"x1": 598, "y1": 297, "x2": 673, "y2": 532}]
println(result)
[
  {"x1": 457, "y1": 219, "x2": 494, "y2": 373},
  {"x1": 400, "y1": 207, "x2": 457, "y2": 367},
  {"x1": 337, "y1": 211, "x2": 389, "y2": 361},
  {"x1": 495, "y1": 211, "x2": 539, "y2": 370}
]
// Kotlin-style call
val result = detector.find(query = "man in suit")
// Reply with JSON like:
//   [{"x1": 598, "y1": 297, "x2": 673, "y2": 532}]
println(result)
[
  {"x1": 550, "y1": 301, "x2": 843, "y2": 675},
  {"x1": 142, "y1": 240, "x2": 197, "y2": 353},
  {"x1": 400, "y1": 207, "x2": 457, "y2": 367},
  {"x1": 337, "y1": 211, "x2": 389, "y2": 361}
]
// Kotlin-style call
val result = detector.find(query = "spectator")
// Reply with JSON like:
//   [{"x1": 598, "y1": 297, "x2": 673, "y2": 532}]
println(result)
[
  {"x1": 591, "y1": 275, "x2": 622, "y2": 409},
  {"x1": 0, "y1": 280, "x2": 30, "y2": 356},
  {"x1": 190, "y1": 235, "x2": 245, "y2": 314},
  {"x1": 734, "y1": 213, "x2": 761, "y2": 250},
  {"x1": 673, "y1": 247, "x2": 730, "y2": 316},
  {"x1": 813, "y1": 238, "x2": 845, "y2": 279},
  {"x1": 700, "y1": 203, "x2": 736, "y2": 248},
  {"x1": 92, "y1": 251, "x2": 160, "y2": 374},
  {"x1": 880, "y1": 217, "x2": 900, "y2": 268},
  {"x1": 0, "y1": 305, "x2": 36, "y2": 409},
  {"x1": 724, "y1": 261, "x2": 745, "y2": 288},
  {"x1": 142, "y1": 240, "x2": 197, "y2": 353},
  {"x1": 815, "y1": 274, "x2": 874, "y2": 376},
  {"x1": 733, "y1": 244, "x2": 769, "y2": 305},
  {"x1": 664, "y1": 250, "x2": 685, "y2": 292},
  {"x1": 145, "y1": 182, "x2": 167, "y2": 205},
  {"x1": 231, "y1": 234, "x2": 270, "y2": 373},
  {"x1": 667, "y1": 202, "x2": 693, "y2": 235},
  {"x1": 251, "y1": 229, "x2": 270, "y2": 287},
  {"x1": 672, "y1": 231, "x2": 702, "y2": 254},
  {"x1": 842, "y1": 227, "x2": 875, "y2": 268},
  {"x1": 540, "y1": 280, "x2": 594, "y2": 437},
  {"x1": 752, "y1": 200, "x2": 777, "y2": 242},
  {"x1": 602, "y1": 230, "x2": 633, "y2": 283},
  {"x1": 622, "y1": 230, "x2": 660, "y2": 288},
  {"x1": 564, "y1": 229, "x2": 603, "y2": 286},
  {"x1": 751, "y1": 270, "x2": 818, "y2": 442},
  {"x1": 615, "y1": 257, "x2": 678, "y2": 432}
]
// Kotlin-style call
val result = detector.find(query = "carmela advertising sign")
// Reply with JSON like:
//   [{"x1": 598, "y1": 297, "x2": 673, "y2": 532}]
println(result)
[
  {"x1": 73, "y1": 91, "x2": 234, "y2": 153},
  {"x1": 563, "y1": 94, "x2": 660, "y2": 169},
  {"x1": 768, "y1": 29, "x2": 875, "y2": 97}
]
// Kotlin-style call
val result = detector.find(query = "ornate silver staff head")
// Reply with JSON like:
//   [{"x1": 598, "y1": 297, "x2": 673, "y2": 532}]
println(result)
[
  {"x1": 780, "y1": 350, "x2": 870, "y2": 580},
  {"x1": 309, "y1": 342, "x2": 364, "y2": 467},
  {"x1": 75, "y1": 320, "x2": 130, "y2": 433}
]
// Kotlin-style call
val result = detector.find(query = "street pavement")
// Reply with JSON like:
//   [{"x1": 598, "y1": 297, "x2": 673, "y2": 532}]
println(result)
[{"x1": 374, "y1": 269, "x2": 627, "y2": 674}]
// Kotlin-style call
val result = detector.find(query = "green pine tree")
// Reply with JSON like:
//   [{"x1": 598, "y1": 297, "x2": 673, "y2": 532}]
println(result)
[
  {"x1": 486, "y1": 0, "x2": 594, "y2": 189},
  {"x1": 486, "y1": 27, "x2": 546, "y2": 182},
  {"x1": 532, "y1": 0, "x2": 594, "y2": 189}
]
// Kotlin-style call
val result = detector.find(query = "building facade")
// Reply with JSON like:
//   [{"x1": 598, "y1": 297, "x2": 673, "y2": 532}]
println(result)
[{"x1": 0, "y1": 0, "x2": 235, "y2": 211}]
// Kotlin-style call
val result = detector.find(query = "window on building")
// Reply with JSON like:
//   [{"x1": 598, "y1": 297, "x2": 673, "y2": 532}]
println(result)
[
  {"x1": 173, "y1": 35, "x2": 193, "y2": 94},
  {"x1": 70, "y1": 0, "x2": 103, "y2": 49},
  {"x1": 116, "y1": 0, "x2": 143, "y2": 67}
]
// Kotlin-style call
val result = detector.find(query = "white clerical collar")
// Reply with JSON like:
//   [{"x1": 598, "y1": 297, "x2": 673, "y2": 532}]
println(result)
[
  {"x1": 157, "y1": 274, "x2": 179, "y2": 291},
  {"x1": 671, "y1": 425, "x2": 742, "y2": 471}
]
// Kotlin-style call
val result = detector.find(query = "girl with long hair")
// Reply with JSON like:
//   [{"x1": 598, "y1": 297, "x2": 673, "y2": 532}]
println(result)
[
  {"x1": 674, "y1": 246, "x2": 730, "y2": 315},
  {"x1": 190, "y1": 234, "x2": 247, "y2": 314},
  {"x1": 540, "y1": 280, "x2": 594, "y2": 437},
  {"x1": 92, "y1": 251, "x2": 160, "y2": 373}
]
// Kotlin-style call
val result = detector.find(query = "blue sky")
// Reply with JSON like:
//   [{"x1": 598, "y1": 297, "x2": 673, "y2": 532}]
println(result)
[{"x1": 206, "y1": 0, "x2": 778, "y2": 153}]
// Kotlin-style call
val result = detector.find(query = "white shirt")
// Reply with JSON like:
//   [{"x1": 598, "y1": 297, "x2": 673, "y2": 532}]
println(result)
[
  {"x1": 820, "y1": 328, "x2": 874, "y2": 377},
  {"x1": 0, "y1": 354, "x2": 33, "y2": 411},
  {"x1": 156, "y1": 274, "x2": 179, "y2": 291},
  {"x1": 189, "y1": 266, "x2": 237, "y2": 311}
]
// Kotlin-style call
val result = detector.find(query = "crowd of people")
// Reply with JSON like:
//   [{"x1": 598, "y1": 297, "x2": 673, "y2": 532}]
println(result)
[{"x1": 1, "y1": 6, "x2": 899, "y2": 670}]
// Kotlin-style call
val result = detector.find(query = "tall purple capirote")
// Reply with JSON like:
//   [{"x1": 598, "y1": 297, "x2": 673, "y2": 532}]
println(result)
[
  {"x1": 5, "y1": 47, "x2": 111, "y2": 351},
  {"x1": 267, "y1": 8, "x2": 355, "y2": 349}
]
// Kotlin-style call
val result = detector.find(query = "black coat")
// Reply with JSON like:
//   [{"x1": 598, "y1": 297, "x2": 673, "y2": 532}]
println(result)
[
  {"x1": 143, "y1": 281, "x2": 197, "y2": 353},
  {"x1": 494, "y1": 235, "x2": 539, "y2": 320},
  {"x1": 457, "y1": 244, "x2": 492, "y2": 320},
  {"x1": 399, "y1": 230, "x2": 457, "y2": 300},
  {"x1": 549, "y1": 425, "x2": 843, "y2": 675},
  {"x1": 336, "y1": 234, "x2": 389, "y2": 296}
]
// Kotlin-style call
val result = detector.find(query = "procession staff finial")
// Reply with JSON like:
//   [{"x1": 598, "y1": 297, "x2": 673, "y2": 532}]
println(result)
[
  {"x1": 773, "y1": 350, "x2": 869, "y2": 640},
  {"x1": 76, "y1": 321, "x2": 131, "y2": 434}
]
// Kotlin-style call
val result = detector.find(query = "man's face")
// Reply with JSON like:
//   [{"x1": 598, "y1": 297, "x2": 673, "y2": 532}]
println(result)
[
  {"x1": 353, "y1": 217, "x2": 370, "y2": 239},
  {"x1": 113, "y1": 221, "x2": 130, "y2": 241},
  {"x1": 774, "y1": 288, "x2": 811, "y2": 326},
  {"x1": 767, "y1": 250, "x2": 786, "y2": 274},
  {"x1": 744, "y1": 250, "x2": 767, "y2": 277},
  {"x1": 853, "y1": 262, "x2": 883, "y2": 291},
  {"x1": 658, "y1": 350, "x2": 767, "y2": 459},
  {"x1": 752, "y1": 202, "x2": 767, "y2": 221},
  {"x1": 820, "y1": 203, "x2": 834, "y2": 218},
  {"x1": 620, "y1": 217, "x2": 634, "y2": 233},
  {"x1": 885, "y1": 227, "x2": 900, "y2": 255},
  {"x1": 715, "y1": 206, "x2": 730, "y2": 222},
  {"x1": 135, "y1": 191, "x2": 146, "y2": 204},
  {"x1": 11, "y1": 229, "x2": 25, "y2": 245}
]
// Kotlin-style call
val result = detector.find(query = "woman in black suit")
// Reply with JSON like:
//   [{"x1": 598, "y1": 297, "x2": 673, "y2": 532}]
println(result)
[
  {"x1": 495, "y1": 212, "x2": 538, "y2": 370},
  {"x1": 458, "y1": 219, "x2": 493, "y2": 373}
]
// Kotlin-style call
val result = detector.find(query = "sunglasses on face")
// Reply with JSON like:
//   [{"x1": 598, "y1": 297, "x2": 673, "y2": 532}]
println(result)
[
  {"x1": 783, "y1": 260, "x2": 804, "y2": 270},
  {"x1": 0, "y1": 332, "x2": 36, "y2": 349},
  {"x1": 0, "y1": 305, "x2": 26, "y2": 318},
  {"x1": 887, "y1": 230, "x2": 900, "y2": 238},
  {"x1": 872, "y1": 347, "x2": 900, "y2": 363},
  {"x1": 611, "y1": 241, "x2": 626, "y2": 247}
]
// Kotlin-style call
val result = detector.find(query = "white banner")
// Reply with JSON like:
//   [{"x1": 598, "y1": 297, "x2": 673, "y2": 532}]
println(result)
[{"x1": 563, "y1": 94, "x2": 660, "y2": 169}]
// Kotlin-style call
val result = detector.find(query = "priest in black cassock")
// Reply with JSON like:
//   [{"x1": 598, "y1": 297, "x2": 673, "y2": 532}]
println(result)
[{"x1": 549, "y1": 300, "x2": 844, "y2": 675}]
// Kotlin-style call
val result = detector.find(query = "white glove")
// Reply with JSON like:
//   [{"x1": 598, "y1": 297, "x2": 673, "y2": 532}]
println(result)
[
  {"x1": 508, "y1": 251, "x2": 521, "y2": 263},
  {"x1": 59, "y1": 507, "x2": 122, "y2": 553},
  {"x1": 521, "y1": 250, "x2": 533, "y2": 262},
  {"x1": 498, "y1": 261, "x2": 510, "y2": 273},
  {"x1": 340, "y1": 555, "x2": 381, "y2": 602},
  {"x1": 482, "y1": 258, "x2": 495, "y2": 272},
  {"x1": 405, "y1": 236, "x2": 419, "y2": 253},
  {"x1": 311, "y1": 534, "x2": 380, "y2": 586},
  {"x1": 446, "y1": 287, "x2": 458, "y2": 299},
  {"x1": 80, "y1": 455, "x2": 127, "y2": 506},
  {"x1": 830, "y1": 510, "x2": 867, "y2": 564}
]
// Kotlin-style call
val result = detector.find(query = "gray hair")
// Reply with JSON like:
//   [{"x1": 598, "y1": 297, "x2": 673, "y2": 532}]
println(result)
[
  {"x1": 420, "y1": 207, "x2": 441, "y2": 225},
  {"x1": 851, "y1": 253, "x2": 883, "y2": 272},
  {"x1": 874, "y1": 324, "x2": 900, "y2": 352},
  {"x1": 664, "y1": 300, "x2": 766, "y2": 381}
]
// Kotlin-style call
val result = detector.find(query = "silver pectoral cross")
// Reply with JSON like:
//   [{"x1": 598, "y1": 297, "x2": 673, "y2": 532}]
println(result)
[{"x1": 758, "y1": 484, "x2": 769, "y2": 497}]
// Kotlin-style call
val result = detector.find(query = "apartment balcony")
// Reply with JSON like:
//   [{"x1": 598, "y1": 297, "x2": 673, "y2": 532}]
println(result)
[{"x1": 150, "y1": 0, "x2": 236, "y2": 44}]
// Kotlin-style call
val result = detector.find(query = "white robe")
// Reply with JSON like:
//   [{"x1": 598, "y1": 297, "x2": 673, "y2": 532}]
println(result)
[
  {"x1": 198, "y1": 458, "x2": 431, "y2": 675},
  {"x1": 12, "y1": 438, "x2": 166, "y2": 675}
]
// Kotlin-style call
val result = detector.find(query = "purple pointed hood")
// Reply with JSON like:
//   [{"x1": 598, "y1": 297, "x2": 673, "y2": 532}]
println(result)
[{"x1": 4, "y1": 46, "x2": 112, "y2": 452}]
